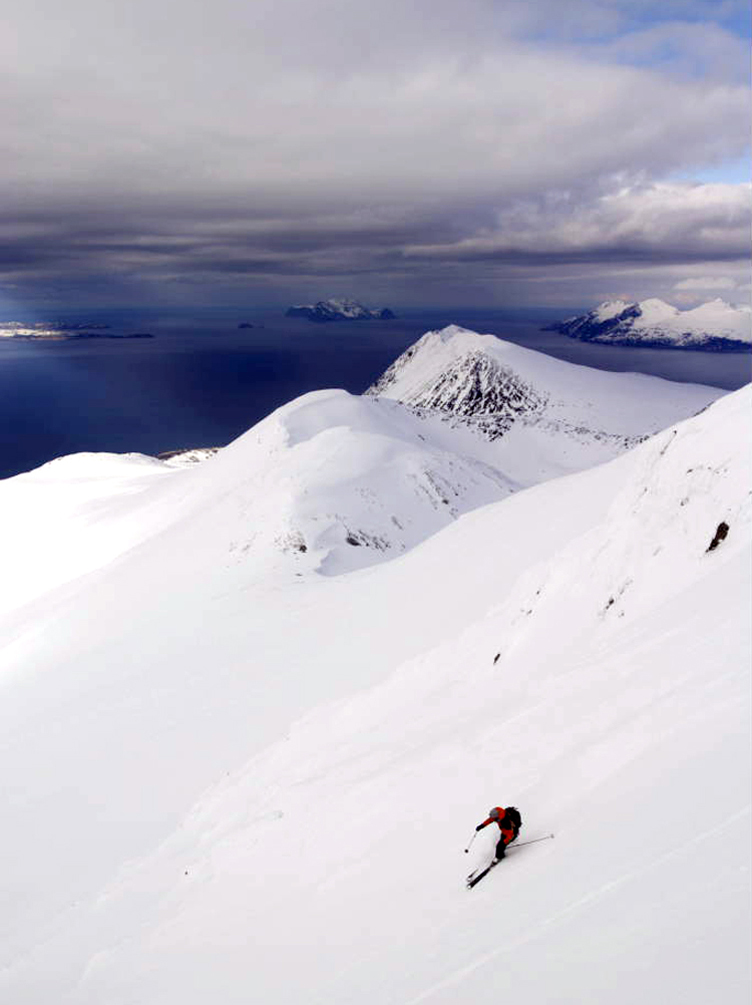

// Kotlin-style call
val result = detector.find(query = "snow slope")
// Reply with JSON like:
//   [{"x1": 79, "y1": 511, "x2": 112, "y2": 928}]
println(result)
[
  {"x1": 547, "y1": 297, "x2": 752, "y2": 350},
  {"x1": 0, "y1": 336, "x2": 748, "y2": 1004},
  {"x1": 0, "y1": 450, "x2": 175, "y2": 613},
  {"x1": 0, "y1": 389, "x2": 519, "y2": 598}
]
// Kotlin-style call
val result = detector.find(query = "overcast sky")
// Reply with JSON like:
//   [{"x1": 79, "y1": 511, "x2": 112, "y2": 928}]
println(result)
[{"x1": 2, "y1": 0, "x2": 750, "y2": 313}]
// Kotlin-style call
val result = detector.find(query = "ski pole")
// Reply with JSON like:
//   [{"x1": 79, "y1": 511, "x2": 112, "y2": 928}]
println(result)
[
  {"x1": 513, "y1": 833, "x2": 555, "y2": 848},
  {"x1": 464, "y1": 831, "x2": 478, "y2": 854}
]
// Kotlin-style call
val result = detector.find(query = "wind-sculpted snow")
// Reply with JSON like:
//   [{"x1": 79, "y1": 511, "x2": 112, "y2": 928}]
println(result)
[{"x1": 491, "y1": 388, "x2": 752, "y2": 661}]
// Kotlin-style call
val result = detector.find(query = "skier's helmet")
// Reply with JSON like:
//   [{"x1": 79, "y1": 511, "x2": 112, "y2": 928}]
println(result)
[{"x1": 489, "y1": 807, "x2": 500, "y2": 819}]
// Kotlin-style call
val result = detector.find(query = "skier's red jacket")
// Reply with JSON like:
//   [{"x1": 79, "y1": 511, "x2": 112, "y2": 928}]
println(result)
[{"x1": 477, "y1": 807, "x2": 517, "y2": 846}]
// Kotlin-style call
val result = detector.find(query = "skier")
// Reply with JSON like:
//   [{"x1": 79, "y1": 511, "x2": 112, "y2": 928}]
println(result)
[{"x1": 475, "y1": 806, "x2": 522, "y2": 861}]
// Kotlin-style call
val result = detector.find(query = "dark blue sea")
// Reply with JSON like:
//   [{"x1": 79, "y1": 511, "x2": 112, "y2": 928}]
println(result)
[{"x1": 1, "y1": 306, "x2": 750, "y2": 480}]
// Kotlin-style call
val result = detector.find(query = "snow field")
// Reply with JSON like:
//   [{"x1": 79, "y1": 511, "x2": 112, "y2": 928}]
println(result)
[
  {"x1": 0, "y1": 331, "x2": 748, "y2": 1003},
  {"x1": 23, "y1": 387, "x2": 749, "y2": 1005}
]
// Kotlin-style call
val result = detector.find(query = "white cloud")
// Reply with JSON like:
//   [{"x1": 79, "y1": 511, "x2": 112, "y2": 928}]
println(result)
[{"x1": 404, "y1": 182, "x2": 751, "y2": 263}]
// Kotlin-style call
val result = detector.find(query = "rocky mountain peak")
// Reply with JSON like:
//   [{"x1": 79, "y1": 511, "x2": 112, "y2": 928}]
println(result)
[{"x1": 367, "y1": 327, "x2": 545, "y2": 438}]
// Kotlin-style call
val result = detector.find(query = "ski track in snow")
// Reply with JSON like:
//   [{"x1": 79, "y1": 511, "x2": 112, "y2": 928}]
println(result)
[{"x1": 409, "y1": 808, "x2": 750, "y2": 1005}]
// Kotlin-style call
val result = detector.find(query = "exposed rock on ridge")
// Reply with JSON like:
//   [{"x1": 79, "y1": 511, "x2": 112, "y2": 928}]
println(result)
[
  {"x1": 369, "y1": 340, "x2": 545, "y2": 438},
  {"x1": 366, "y1": 324, "x2": 723, "y2": 464}
]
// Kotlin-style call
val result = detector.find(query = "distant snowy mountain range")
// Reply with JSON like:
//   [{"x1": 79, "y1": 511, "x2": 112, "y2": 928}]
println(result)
[
  {"x1": 546, "y1": 297, "x2": 751, "y2": 350},
  {"x1": 0, "y1": 326, "x2": 748, "y2": 1005},
  {"x1": 285, "y1": 297, "x2": 395, "y2": 322},
  {"x1": 0, "y1": 321, "x2": 153, "y2": 340}
]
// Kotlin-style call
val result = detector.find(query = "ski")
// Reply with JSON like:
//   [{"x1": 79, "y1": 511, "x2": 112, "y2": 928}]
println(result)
[
  {"x1": 466, "y1": 860, "x2": 499, "y2": 888},
  {"x1": 465, "y1": 834, "x2": 555, "y2": 888}
]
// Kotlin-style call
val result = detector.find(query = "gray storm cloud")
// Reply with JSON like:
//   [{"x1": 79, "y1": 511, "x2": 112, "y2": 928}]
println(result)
[{"x1": 1, "y1": 0, "x2": 749, "y2": 308}]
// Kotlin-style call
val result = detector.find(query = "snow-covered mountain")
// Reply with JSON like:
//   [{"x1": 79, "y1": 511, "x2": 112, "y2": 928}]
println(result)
[
  {"x1": 546, "y1": 297, "x2": 752, "y2": 350},
  {"x1": 0, "y1": 328, "x2": 720, "y2": 600},
  {"x1": 0, "y1": 330, "x2": 748, "y2": 1004},
  {"x1": 285, "y1": 297, "x2": 395, "y2": 321},
  {"x1": 367, "y1": 324, "x2": 721, "y2": 476}
]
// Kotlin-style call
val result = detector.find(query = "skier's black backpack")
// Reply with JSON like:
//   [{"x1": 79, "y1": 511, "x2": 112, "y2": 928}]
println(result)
[{"x1": 505, "y1": 806, "x2": 522, "y2": 836}]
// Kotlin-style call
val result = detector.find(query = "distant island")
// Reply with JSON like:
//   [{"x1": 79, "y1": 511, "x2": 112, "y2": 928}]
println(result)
[
  {"x1": 237, "y1": 323, "x2": 254, "y2": 329},
  {"x1": 0, "y1": 322, "x2": 154, "y2": 341},
  {"x1": 544, "y1": 298, "x2": 751, "y2": 352},
  {"x1": 285, "y1": 298, "x2": 395, "y2": 323}
]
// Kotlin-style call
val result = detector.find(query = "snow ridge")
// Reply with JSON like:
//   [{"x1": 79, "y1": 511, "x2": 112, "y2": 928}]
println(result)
[
  {"x1": 0, "y1": 327, "x2": 721, "y2": 602},
  {"x1": 366, "y1": 324, "x2": 720, "y2": 450}
]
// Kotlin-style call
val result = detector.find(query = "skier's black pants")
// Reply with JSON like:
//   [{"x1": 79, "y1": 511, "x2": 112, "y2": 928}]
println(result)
[{"x1": 495, "y1": 830, "x2": 518, "y2": 859}]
